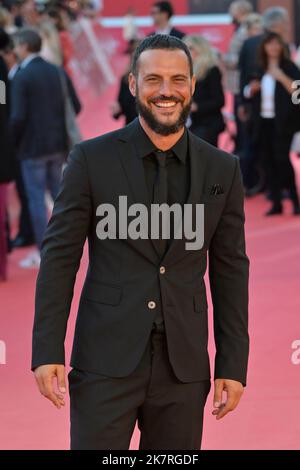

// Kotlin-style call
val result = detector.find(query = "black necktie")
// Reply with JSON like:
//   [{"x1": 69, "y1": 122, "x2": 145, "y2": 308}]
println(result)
[{"x1": 153, "y1": 150, "x2": 168, "y2": 257}]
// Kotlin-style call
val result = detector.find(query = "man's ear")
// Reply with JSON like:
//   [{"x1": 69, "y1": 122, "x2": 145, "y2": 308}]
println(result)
[{"x1": 128, "y1": 72, "x2": 136, "y2": 97}]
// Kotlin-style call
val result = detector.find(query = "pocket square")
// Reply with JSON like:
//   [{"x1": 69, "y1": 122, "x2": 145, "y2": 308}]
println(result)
[{"x1": 209, "y1": 184, "x2": 224, "y2": 195}]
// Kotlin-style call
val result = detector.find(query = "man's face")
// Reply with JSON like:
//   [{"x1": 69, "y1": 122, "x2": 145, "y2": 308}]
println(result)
[
  {"x1": 271, "y1": 19, "x2": 289, "y2": 41},
  {"x1": 129, "y1": 49, "x2": 195, "y2": 136},
  {"x1": 14, "y1": 42, "x2": 28, "y2": 62},
  {"x1": 151, "y1": 6, "x2": 168, "y2": 28}
]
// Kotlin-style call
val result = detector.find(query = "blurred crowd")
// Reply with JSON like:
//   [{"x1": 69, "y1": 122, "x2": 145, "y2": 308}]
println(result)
[
  {"x1": 112, "y1": 1, "x2": 300, "y2": 215},
  {"x1": 0, "y1": 0, "x2": 83, "y2": 279},
  {"x1": 1, "y1": 0, "x2": 300, "y2": 282}
]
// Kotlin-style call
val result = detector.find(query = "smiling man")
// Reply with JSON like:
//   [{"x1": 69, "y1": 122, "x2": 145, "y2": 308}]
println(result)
[{"x1": 32, "y1": 35, "x2": 249, "y2": 450}]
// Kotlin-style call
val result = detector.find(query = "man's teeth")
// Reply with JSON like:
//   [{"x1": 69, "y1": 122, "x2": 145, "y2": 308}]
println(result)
[{"x1": 154, "y1": 102, "x2": 177, "y2": 108}]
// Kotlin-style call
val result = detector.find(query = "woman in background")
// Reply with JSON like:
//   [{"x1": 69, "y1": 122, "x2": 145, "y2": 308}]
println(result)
[
  {"x1": 184, "y1": 35, "x2": 225, "y2": 147},
  {"x1": 247, "y1": 32, "x2": 300, "y2": 215},
  {"x1": 47, "y1": 8, "x2": 74, "y2": 76},
  {"x1": 39, "y1": 19, "x2": 63, "y2": 65},
  {"x1": 110, "y1": 39, "x2": 139, "y2": 125}
]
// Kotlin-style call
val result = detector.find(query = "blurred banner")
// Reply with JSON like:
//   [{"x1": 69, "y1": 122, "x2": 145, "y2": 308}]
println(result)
[{"x1": 70, "y1": 16, "x2": 233, "y2": 95}]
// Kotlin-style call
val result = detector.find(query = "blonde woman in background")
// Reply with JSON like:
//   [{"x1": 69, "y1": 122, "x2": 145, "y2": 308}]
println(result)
[
  {"x1": 39, "y1": 20, "x2": 63, "y2": 66},
  {"x1": 184, "y1": 35, "x2": 225, "y2": 147},
  {"x1": 0, "y1": 7, "x2": 17, "y2": 34},
  {"x1": 244, "y1": 13, "x2": 263, "y2": 38}
]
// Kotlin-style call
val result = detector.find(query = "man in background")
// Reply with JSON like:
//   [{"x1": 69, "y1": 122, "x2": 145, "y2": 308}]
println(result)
[
  {"x1": 10, "y1": 28, "x2": 67, "y2": 267},
  {"x1": 0, "y1": 31, "x2": 35, "y2": 249},
  {"x1": 150, "y1": 1, "x2": 185, "y2": 39}
]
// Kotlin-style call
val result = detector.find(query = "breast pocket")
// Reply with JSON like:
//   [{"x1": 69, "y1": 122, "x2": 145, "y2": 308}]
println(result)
[
  {"x1": 82, "y1": 279, "x2": 122, "y2": 305},
  {"x1": 200, "y1": 193, "x2": 226, "y2": 205}
]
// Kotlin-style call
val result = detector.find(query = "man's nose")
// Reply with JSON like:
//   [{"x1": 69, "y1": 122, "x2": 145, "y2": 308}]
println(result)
[{"x1": 159, "y1": 80, "x2": 173, "y2": 96}]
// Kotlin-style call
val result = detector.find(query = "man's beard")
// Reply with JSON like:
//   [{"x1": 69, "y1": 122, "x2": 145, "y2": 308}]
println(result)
[{"x1": 135, "y1": 91, "x2": 192, "y2": 136}]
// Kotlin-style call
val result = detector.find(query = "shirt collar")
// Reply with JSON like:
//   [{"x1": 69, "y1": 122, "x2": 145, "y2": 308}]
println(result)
[
  {"x1": 8, "y1": 63, "x2": 19, "y2": 80},
  {"x1": 21, "y1": 53, "x2": 39, "y2": 69},
  {"x1": 134, "y1": 119, "x2": 188, "y2": 164},
  {"x1": 155, "y1": 26, "x2": 172, "y2": 35}
]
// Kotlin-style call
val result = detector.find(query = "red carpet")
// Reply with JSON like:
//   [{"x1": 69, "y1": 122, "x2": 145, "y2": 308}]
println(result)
[{"x1": 1, "y1": 87, "x2": 300, "y2": 450}]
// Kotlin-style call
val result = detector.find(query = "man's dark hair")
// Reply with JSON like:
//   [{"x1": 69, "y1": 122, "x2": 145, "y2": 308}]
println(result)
[
  {"x1": 153, "y1": 1, "x2": 174, "y2": 19},
  {"x1": 13, "y1": 28, "x2": 42, "y2": 53},
  {"x1": 131, "y1": 34, "x2": 193, "y2": 77}
]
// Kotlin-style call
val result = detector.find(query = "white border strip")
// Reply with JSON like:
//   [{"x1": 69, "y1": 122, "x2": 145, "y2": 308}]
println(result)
[{"x1": 100, "y1": 14, "x2": 231, "y2": 28}]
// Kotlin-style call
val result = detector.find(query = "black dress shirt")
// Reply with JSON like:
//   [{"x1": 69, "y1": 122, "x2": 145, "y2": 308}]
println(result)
[
  {"x1": 133, "y1": 120, "x2": 190, "y2": 329},
  {"x1": 134, "y1": 120, "x2": 190, "y2": 213}
]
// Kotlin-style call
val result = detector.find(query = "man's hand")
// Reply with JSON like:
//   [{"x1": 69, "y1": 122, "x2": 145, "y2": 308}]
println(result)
[
  {"x1": 212, "y1": 378, "x2": 244, "y2": 420},
  {"x1": 34, "y1": 364, "x2": 66, "y2": 409}
]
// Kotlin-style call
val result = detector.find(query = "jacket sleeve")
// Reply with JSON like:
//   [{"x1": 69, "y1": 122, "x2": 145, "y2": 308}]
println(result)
[
  {"x1": 31, "y1": 144, "x2": 91, "y2": 370},
  {"x1": 9, "y1": 73, "x2": 27, "y2": 146},
  {"x1": 64, "y1": 69, "x2": 82, "y2": 115},
  {"x1": 209, "y1": 157, "x2": 249, "y2": 386}
]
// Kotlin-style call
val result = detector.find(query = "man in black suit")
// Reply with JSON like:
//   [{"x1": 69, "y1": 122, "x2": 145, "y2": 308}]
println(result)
[
  {"x1": 0, "y1": 35, "x2": 14, "y2": 192},
  {"x1": 0, "y1": 30, "x2": 35, "y2": 249},
  {"x1": 149, "y1": 1, "x2": 185, "y2": 39},
  {"x1": 10, "y1": 28, "x2": 80, "y2": 267},
  {"x1": 32, "y1": 35, "x2": 249, "y2": 450}
]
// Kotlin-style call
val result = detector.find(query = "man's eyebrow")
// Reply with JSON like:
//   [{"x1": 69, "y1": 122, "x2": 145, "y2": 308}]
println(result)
[
  {"x1": 143, "y1": 73, "x2": 189, "y2": 79},
  {"x1": 143, "y1": 73, "x2": 162, "y2": 78},
  {"x1": 172, "y1": 74, "x2": 189, "y2": 79}
]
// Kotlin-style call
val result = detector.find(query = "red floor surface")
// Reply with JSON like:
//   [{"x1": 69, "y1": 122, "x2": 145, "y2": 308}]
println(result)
[{"x1": 1, "y1": 90, "x2": 300, "y2": 450}]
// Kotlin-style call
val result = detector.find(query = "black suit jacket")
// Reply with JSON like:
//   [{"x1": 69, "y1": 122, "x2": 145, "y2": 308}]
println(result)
[
  {"x1": 238, "y1": 34, "x2": 264, "y2": 97},
  {"x1": 0, "y1": 57, "x2": 14, "y2": 183},
  {"x1": 32, "y1": 118, "x2": 249, "y2": 385},
  {"x1": 190, "y1": 66, "x2": 225, "y2": 133},
  {"x1": 149, "y1": 27, "x2": 185, "y2": 40},
  {"x1": 114, "y1": 74, "x2": 137, "y2": 125},
  {"x1": 10, "y1": 56, "x2": 80, "y2": 160},
  {"x1": 168, "y1": 27, "x2": 185, "y2": 39}
]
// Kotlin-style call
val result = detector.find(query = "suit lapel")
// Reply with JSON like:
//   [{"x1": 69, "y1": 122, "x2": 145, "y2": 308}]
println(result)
[{"x1": 117, "y1": 120, "x2": 160, "y2": 264}]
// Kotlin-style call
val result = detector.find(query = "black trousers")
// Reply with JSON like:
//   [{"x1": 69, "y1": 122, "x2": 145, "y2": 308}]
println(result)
[
  {"x1": 69, "y1": 328, "x2": 211, "y2": 450},
  {"x1": 260, "y1": 118, "x2": 299, "y2": 208},
  {"x1": 14, "y1": 159, "x2": 34, "y2": 240}
]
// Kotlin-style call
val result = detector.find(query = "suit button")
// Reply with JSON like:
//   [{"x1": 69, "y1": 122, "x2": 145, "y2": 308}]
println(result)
[
  {"x1": 148, "y1": 301, "x2": 156, "y2": 309},
  {"x1": 159, "y1": 266, "x2": 166, "y2": 274}
]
